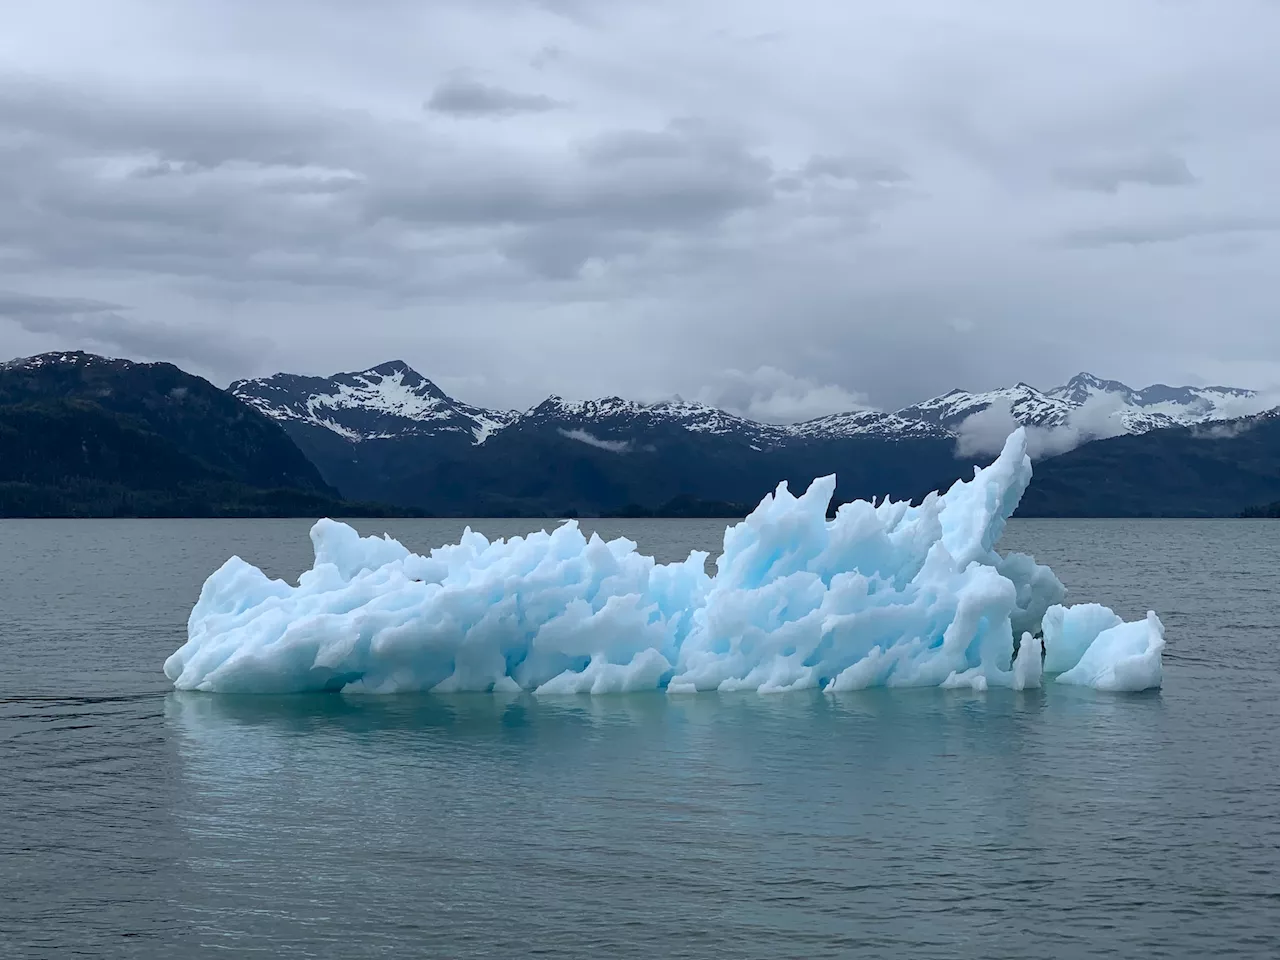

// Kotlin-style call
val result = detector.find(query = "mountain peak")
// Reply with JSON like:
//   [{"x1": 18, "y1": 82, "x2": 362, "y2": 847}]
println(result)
[
  {"x1": 231, "y1": 361, "x2": 514, "y2": 443},
  {"x1": 1047, "y1": 372, "x2": 1136, "y2": 407},
  {"x1": 4, "y1": 350, "x2": 112, "y2": 370},
  {"x1": 1062, "y1": 372, "x2": 1133, "y2": 392},
  {"x1": 365, "y1": 359, "x2": 417, "y2": 378},
  {"x1": 353, "y1": 360, "x2": 441, "y2": 392},
  {"x1": 1066, "y1": 372, "x2": 1106, "y2": 387}
]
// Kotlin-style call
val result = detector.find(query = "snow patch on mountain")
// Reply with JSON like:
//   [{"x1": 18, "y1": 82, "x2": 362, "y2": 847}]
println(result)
[
  {"x1": 526, "y1": 396, "x2": 790, "y2": 444},
  {"x1": 230, "y1": 361, "x2": 518, "y2": 444},
  {"x1": 914, "y1": 384, "x2": 1068, "y2": 428},
  {"x1": 788, "y1": 409, "x2": 951, "y2": 440},
  {"x1": 2, "y1": 350, "x2": 124, "y2": 371}
]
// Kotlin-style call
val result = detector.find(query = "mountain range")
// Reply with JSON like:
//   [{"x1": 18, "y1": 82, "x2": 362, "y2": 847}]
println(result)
[
  {"x1": 231, "y1": 363, "x2": 1258, "y2": 446},
  {"x1": 229, "y1": 361, "x2": 959, "y2": 515},
  {"x1": 3, "y1": 350, "x2": 1279, "y2": 518},
  {"x1": 227, "y1": 360, "x2": 1278, "y2": 516}
]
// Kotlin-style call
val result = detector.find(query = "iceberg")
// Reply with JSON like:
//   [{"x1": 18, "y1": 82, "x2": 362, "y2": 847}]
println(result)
[{"x1": 163, "y1": 429, "x2": 1164, "y2": 695}]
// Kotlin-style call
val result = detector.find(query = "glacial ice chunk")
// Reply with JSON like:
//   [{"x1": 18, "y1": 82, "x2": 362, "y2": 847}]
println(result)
[
  {"x1": 1042, "y1": 603, "x2": 1124, "y2": 674},
  {"x1": 163, "y1": 429, "x2": 1165, "y2": 695},
  {"x1": 1054, "y1": 611, "x2": 1165, "y2": 692}
]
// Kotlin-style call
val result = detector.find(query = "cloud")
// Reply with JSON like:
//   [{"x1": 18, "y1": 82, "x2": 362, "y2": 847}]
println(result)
[
  {"x1": 501, "y1": 225, "x2": 642, "y2": 280},
  {"x1": 0, "y1": 78, "x2": 783, "y2": 296},
  {"x1": 1204, "y1": 391, "x2": 1280, "y2": 422},
  {"x1": 0, "y1": 289, "x2": 271, "y2": 375},
  {"x1": 1053, "y1": 150, "x2": 1196, "y2": 193},
  {"x1": 426, "y1": 77, "x2": 564, "y2": 117},
  {"x1": 954, "y1": 393, "x2": 1129, "y2": 460},
  {"x1": 0, "y1": 75, "x2": 349, "y2": 169},
  {"x1": 696, "y1": 366, "x2": 870, "y2": 424},
  {"x1": 375, "y1": 120, "x2": 775, "y2": 232},
  {"x1": 1059, "y1": 214, "x2": 1280, "y2": 248},
  {"x1": 1191, "y1": 419, "x2": 1258, "y2": 440},
  {"x1": 802, "y1": 154, "x2": 909, "y2": 184},
  {"x1": 1, "y1": 2, "x2": 1279, "y2": 408},
  {"x1": 0, "y1": 291, "x2": 124, "y2": 316},
  {"x1": 530, "y1": 45, "x2": 565, "y2": 70},
  {"x1": 558, "y1": 428, "x2": 631, "y2": 452}
]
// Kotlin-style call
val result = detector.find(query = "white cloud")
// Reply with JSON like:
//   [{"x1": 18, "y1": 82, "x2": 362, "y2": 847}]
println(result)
[
  {"x1": 955, "y1": 393, "x2": 1129, "y2": 460},
  {"x1": 1191, "y1": 419, "x2": 1257, "y2": 440},
  {"x1": 1202, "y1": 391, "x2": 1280, "y2": 422},
  {"x1": 558, "y1": 428, "x2": 631, "y2": 452},
  {"x1": 696, "y1": 365, "x2": 869, "y2": 423}
]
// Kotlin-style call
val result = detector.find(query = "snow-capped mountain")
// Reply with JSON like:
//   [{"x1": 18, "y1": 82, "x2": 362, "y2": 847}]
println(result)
[
  {"x1": 230, "y1": 361, "x2": 1264, "y2": 449},
  {"x1": 869, "y1": 373, "x2": 1257, "y2": 436},
  {"x1": 230, "y1": 361, "x2": 515, "y2": 444},
  {"x1": 1044, "y1": 372, "x2": 1256, "y2": 432},
  {"x1": 1, "y1": 350, "x2": 117, "y2": 372},
  {"x1": 522, "y1": 396, "x2": 793, "y2": 448},
  {"x1": 892, "y1": 382, "x2": 1073, "y2": 430},
  {"x1": 787, "y1": 408, "x2": 951, "y2": 440},
  {"x1": 231, "y1": 365, "x2": 797, "y2": 448}
]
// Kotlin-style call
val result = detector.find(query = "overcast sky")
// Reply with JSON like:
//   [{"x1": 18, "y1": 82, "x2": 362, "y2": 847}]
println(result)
[{"x1": 1, "y1": 0, "x2": 1278, "y2": 420}]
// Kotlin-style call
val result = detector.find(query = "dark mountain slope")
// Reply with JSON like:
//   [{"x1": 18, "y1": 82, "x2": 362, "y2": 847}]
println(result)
[
  {"x1": 11, "y1": 350, "x2": 1272, "y2": 519},
  {"x1": 1019, "y1": 411, "x2": 1280, "y2": 517},
  {"x1": 0, "y1": 353, "x2": 411, "y2": 517},
  {"x1": 1, "y1": 352, "x2": 330, "y2": 491},
  {"x1": 379, "y1": 420, "x2": 967, "y2": 517}
]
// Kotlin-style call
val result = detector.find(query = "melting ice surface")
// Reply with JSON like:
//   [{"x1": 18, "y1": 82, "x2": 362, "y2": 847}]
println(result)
[{"x1": 164, "y1": 430, "x2": 1165, "y2": 695}]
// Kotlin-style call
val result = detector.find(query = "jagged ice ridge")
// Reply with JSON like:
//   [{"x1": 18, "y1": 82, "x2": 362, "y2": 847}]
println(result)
[{"x1": 163, "y1": 429, "x2": 1164, "y2": 695}]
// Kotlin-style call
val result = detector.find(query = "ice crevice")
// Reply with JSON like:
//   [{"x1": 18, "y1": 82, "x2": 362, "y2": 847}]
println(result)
[{"x1": 163, "y1": 429, "x2": 1165, "y2": 695}]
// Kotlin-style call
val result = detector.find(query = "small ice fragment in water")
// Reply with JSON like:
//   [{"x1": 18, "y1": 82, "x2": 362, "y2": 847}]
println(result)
[{"x1": 1054, "y1": 611, "x2": 1165, "y2": 692}]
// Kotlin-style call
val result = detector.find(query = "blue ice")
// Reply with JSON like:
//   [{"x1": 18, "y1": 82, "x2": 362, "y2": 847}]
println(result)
[{"x1": 163, "y1": 430, "x2": 1164, "y2": 695}]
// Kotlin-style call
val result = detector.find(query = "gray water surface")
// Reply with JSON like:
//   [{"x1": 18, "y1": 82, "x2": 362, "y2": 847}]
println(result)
[{"x1": 2, "y1": 518, "x2": 1279, "y2": 959}]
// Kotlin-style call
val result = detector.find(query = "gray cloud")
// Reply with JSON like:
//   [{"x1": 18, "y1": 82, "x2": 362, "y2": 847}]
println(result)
[
  {"x1": 502, "y1": 225, "x2": 644, "y2": 280},
  {"x1": 0, "y1": 76, "x2": 782, "y2": 294},
  {"x1": 803, "y1": 154, "x2": 909, "y2": 184},
  {"x1": 367, "y1": 118, "x2": 779, "y2": 278},
  {"x1": 530, "y1": 45, "x2": 565, "y2": 70},
  {"x1": 371, "y1": 125, "x2": 774, "y2": 230},
  {"x1": 0, "y1": 291, "x2": 123, "y2": 317},
  {"x1": 0, "y1": 1, "x2": 1279, "y2": 408},
  {"x1": 0, "y1": 76, "x2": 350, "y2": 170},
  {"x1": 1060, "y1": 214, "x2": 1280, "y2": 248},
  {"x1": 426, "y1": 77, "x2": 564, "y2": 117},
  {"x1": 0, "y1": 289, "x2": 271, "y2": 375},
  {"x1": 1053, "y1": 150, "x2": 1196, "y2": 193}
]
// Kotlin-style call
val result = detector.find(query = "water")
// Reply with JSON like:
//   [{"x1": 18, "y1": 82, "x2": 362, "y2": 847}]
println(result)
[{"x1": 2, "y1": 518, "x2": 1279, "y2": 959}]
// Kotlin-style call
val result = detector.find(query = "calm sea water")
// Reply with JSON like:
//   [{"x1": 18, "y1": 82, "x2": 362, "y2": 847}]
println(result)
[{"x1": 2, "y1": 518, "x2": 1279, "y2": 959}]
